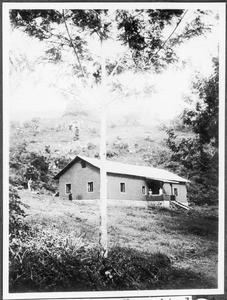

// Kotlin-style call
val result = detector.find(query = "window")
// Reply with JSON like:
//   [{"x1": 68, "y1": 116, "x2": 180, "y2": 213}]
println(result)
[
  {"x1": 142, "y1": 186, "x2": 146, "y2": 195},
  {"x1": 66, "y1": 183, "x2": 71, "y2": 194},
  {"x1": 174, "y1": 188, "x2": 178, "y2": 196},
  {"x1": 81, "y1": 161, "x2": 86, "y2": 168},
  {"x1": 120, "y1": 182, "x2": 125, "y2": 193},
  {"x1": 88, "y1": 182, "x2": 94, "y2": 192}
]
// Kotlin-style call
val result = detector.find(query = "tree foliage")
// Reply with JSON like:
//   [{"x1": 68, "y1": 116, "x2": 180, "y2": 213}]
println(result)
[
  {"x1": 183, "y1": 57, "x2": 219, "y2": 147},
  {"x1": 9, "y1": 141, "x2": 58, "y2": 192},
  {"x1": 10, "y1": 9, "x2": 211, "y2": 83},
  {"x1": 166, "y1": 58, "x2": 219, "y2": 206}
]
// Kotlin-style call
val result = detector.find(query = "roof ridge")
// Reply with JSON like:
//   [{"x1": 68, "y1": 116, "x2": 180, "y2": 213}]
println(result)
[
  {"x1": 78, "y1": 155, "x2": 164, "y2": 170},
  {"x1": 54, "y1": 155, "x2": 189, "y2": 183}
]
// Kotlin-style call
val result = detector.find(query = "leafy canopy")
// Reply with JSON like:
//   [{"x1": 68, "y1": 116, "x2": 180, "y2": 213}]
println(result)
[
  {"x1": 166, "y1": 58, "x2": 219, "y2": 206},
  {"x1": 10, "y1": 9, "x2": 211, "y2": 78}
]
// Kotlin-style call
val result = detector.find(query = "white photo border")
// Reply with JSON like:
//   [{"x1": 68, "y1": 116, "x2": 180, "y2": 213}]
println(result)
[{"x1": 2, "y1": 2, "x2": 226, "y2": 299}]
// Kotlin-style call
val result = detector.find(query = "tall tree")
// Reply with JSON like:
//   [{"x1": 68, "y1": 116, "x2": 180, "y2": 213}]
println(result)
[
  {"x1": 9, "y1": 8, "x2": 212, "y2": 255},
  {"x1": 166, "y1": 57, "x2": 219, "y2": 206}
]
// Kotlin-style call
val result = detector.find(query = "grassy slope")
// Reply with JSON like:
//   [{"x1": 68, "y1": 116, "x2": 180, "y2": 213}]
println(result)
[
  {"x1": 20, "y1": 190, "x2": 218, "y2": 290},
  {"x1": 10, "y1": 114, "x2": 171, "y2": 165}
]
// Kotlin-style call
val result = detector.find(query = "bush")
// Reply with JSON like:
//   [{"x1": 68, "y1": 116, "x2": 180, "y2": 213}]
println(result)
[
  {"x1": 10, "y1": 142, "x2": 72, "y2": 193},
  {"x1": 9, "y1": 238, "x2": 172, "y2": 292},
  {"x1": 142, "y1": 147, "x2": 170, "y2": 168},
  {"x1": 106, "y1": 150, "x2": 118, "y2": 158},
  {"x1": 144, "y1": 135, "x2": 154, "y2": 142},
  {"x1": 87, "y1": 143, "x2": 96, "y2": 150},
  {"x1": 9, "y1": 185, "x2": 30, "y2": 239},
  {"x1": 54, "y1": 156, "x2": 71, "y2": 169},
  {"x1": 113, "y1": 140, "x2": 129, "y2": 153},
  {"x1": 9, "y1": 239, "x2": 214, "y2": 292},
  {"x1": 187, "y1": 181, "x2": 218, "y2": 206},
  {"x1": 9, "y1": 229, "x2": 88, "y2": 292},
  {"x1": 9, "y1": 173, "x2": 26, "y2": 188}
]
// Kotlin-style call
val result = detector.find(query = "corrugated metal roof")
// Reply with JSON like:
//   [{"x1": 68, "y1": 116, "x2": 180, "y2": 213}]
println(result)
[{"x1": 54, "y1": 155, "x2": 189, "y2": 183}]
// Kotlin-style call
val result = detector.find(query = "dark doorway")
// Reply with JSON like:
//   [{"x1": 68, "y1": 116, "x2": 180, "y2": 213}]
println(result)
[{"x1": 147, "y1": 180, "x2": 161, "y2": 195}]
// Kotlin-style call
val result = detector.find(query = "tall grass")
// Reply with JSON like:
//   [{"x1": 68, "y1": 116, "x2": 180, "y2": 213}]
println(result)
[
  {"x1": 10, "y1": 233, "x2": 214, "y2": 292},
  {"x1": 9, "y1": 191, "x2": 218, "y2": 292}
]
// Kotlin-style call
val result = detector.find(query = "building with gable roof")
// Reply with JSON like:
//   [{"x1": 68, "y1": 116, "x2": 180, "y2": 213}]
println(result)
[{"x1": 54, "y1": 155, "x2": 189, "y2": 206}]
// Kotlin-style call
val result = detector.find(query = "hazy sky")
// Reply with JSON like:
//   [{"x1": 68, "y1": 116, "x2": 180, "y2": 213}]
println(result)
[{"x1": 8, "y1": 8, "x2": 220, "y2": 122}]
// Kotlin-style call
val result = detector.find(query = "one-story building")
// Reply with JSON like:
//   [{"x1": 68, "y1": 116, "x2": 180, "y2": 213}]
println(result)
[{"x1": 54, "y1": 155, "x2": 189, "y2": 206}]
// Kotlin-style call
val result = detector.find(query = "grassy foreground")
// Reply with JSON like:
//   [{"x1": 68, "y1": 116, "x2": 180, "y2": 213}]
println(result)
[{"x1": 9, "y1": 190, "x2": 218, "y2": 292}]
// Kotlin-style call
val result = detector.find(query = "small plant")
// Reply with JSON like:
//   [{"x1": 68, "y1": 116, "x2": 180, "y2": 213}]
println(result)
[
  {"x1": 145, "y1": 135, "x2": 154, "y2": 142},
  {"x1": 87, "y1": 143, "x2": 96, "y2": 150},
  {"x1": 45, "y1": 145, "x2": 51, "y2": 154},
  {"x1": 113, "y1": 140, "x2": 129, "y2": 153},
  {"x1": 106, "y1": 150, "x2": 118, "y2": 158},
  {"x1": 73, "y1": 127, "x2": 80, "y2": 141}
]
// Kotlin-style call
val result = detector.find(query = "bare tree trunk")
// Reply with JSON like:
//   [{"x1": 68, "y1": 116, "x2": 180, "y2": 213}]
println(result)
[{"x1": 99, "y1": 36, "x2": 108, "y2": 257}]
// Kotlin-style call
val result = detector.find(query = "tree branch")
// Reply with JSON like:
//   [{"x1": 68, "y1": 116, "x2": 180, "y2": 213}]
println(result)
[
  {"x1": 113, "y1": 10, "x2": 189, "y2": 99},
  {"x1": 106, "y1": 12, "x2": 189, "y2": 108},
  {"x1": 106, "y1": 88, "x2": 135, "y2": 109},
  {"x1": 153, "y1": 10, "x2": 188, "y2": 57},
  {"x1": 62, "y1": 10, "x2": 88, "y2": 81},
  {"x1": 108, "y1": 48, "x2": 130, "y2": 79},
  {"x1": 51, "y1": 83, "x2": 100, "y2": 110},
  {"x1": 62, "y1": 9, "x2": 99, "y2": 103}
]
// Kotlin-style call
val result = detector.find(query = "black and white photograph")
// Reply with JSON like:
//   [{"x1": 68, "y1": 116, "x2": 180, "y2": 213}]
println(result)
[{"x1": 2, "y1": 2, "x2": 226, "y2": 299}]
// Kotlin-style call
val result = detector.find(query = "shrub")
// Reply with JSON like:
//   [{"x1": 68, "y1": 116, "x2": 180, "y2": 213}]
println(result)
[
  {"x1": 9, "y1": 185, "x2": 30, "y2": 239},
  {"x1": 9, "y1": 230, "x2": 88, "y2": 292},
  {"x1": 9, "y1": 240, "x2": 214, "y2": 292},
  {"x1": 23, "y1": 121, "x2": 31, "y2": 129},
  {"x1": 144, "y1": 135, "x2": 154, "y2": 142},
  {"x1": 54, "y1": 156, "x2": 71, "y2": 170},
  {"x1": 113, "y1": 140, "x2": 129, "y2": 153},
  {"x1": 142, "y1": 148, "x2": 170, "y2": 168},
  {"x1": 187, "y1": 182, "x2": 218, "y2": 206},
  {"x1": 87, "y1": 143, "x2": 96, "y2": 150},
  {"x1": 9, "y1": 142, "x2": 62, "y2": 192},
  {"x1": 106, "y1": 150, "x2": 118, "y2": 158},
  {"x1": 30, "y1": 154, "x2": 49, "y2": 172},
  {"x1": 9, "y1": 173, "x2": 26, "y2": 188},
  {"x1": 73, "y1": 127, "x2": 80, "y2": 141}
]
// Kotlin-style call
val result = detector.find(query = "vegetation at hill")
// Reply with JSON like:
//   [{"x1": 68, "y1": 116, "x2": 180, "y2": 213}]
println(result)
[
  {"x1": 9, "y1": 111, "x2": 172, "y2": 190},
  {"x1": 9, "y1": 190, "x2": 218, "y2": 292},
  {"x1": 165, "y1": 58, "x2": 219, "y2": 206}
]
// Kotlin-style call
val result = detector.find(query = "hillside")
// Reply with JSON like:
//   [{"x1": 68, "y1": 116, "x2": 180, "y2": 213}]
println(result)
[{"x1": 9, "y1": 110, "x2": 187, "y2": 167}]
